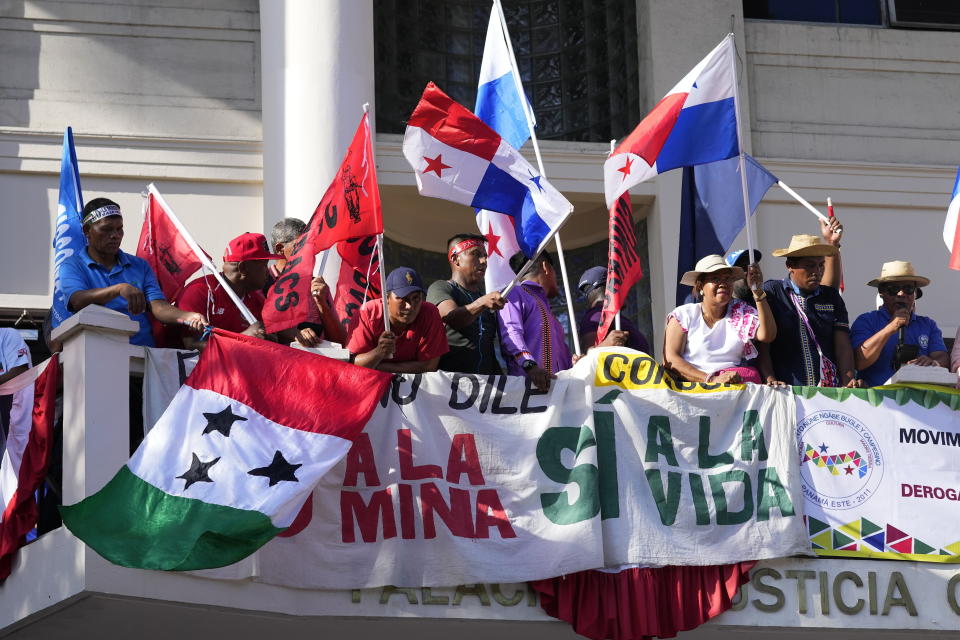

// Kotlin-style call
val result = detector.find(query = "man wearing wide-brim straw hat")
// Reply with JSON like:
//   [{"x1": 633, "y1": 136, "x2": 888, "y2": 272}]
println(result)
[
  {"x1": 755, "y1": 234, "x2": 860, "y2": 388},
  {"x1": 850, "y1": 260, "x2": 948, "y2": 387}
]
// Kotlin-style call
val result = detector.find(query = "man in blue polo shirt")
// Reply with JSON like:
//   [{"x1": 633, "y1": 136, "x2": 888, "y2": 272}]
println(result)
[
  {"x1": 758, "y1": 234, "x2": 859, "y2": 387},
  {"x1": 60, "y1": 197, "x2": 207, "y2": 346},
  {"x1": 851, "y1": 261, "x2": 948, "y2": 387}
]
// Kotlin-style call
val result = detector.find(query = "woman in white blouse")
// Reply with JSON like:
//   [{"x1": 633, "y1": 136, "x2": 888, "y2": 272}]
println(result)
[{"x1": 664, "y1": 254, "x2": 777, "y2": 384}]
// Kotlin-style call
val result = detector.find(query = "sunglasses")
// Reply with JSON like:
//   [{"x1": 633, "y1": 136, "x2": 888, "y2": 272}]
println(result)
[{"x1": 879, "y1": 283, "x2": 917, "y2": 296}]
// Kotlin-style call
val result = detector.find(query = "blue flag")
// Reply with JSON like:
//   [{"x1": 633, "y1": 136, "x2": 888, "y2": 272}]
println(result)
[
  {"x1": 474, "y1": 3, "x2": 538, "y2": 288},
  {"x1": 51, "y1": 127, "x2": 85, "y2": 328},
  {"x1": 676, "y1": 154, "x2": 777, "y2": 305}
]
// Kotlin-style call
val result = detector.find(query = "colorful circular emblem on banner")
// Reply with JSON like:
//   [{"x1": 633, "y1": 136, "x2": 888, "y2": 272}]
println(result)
[{"x1": 797, "y1": 409, "x2": 883, "y2": 511}]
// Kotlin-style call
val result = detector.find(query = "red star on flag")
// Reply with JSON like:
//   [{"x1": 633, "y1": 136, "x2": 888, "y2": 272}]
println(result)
[
  {"x1": 844, "y1": 465, "x2": 854, "y2": 475},
  {"x1": 617, "y1": 157, "x2": 634, "y2": 180},
  {"x1": 483, "y1": 222, "x2": 502, "y2": 258},
  {"x1": 423, "y1": 154, "x2": 451, "y2": 177}
]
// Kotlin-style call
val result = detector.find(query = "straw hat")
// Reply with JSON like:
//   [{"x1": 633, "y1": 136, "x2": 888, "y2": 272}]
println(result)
[
  {"x1": 771, "y1": 234, "x2": 839, "y2": 258},
  {"x1": 679, "y1": 254, "x2": 744, "y2": 287},
  {"x1": 867, "y1": 260, "x2": 930, "y2": 288}
]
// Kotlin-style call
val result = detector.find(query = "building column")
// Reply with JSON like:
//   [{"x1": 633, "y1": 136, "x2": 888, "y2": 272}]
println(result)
[
  {"x1": 53, "y1": 305, "x2": 138, "y2": 504},
  {"x1": 259, "y1": 0, "x2": 376, "y2": 232}
]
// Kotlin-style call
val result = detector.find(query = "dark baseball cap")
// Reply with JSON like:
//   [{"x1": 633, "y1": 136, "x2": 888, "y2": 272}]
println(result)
[
  {"x1": 385, "y1": 267, "x2": 424, "y2": 298},
  {"x1": 725, "y1": 249, "x2": 762, "y2": 269},
  {"x1": 578, "y1": 266, "x2": 607, "y2": 295}
]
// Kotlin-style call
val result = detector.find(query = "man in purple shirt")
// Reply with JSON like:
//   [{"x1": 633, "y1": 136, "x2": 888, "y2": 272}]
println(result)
[{"x1": 497, "y1": 251, "x2": 572, "y2": 390}]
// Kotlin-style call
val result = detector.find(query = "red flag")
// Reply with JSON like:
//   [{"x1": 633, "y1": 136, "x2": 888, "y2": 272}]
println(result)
[
  {"x1": 0, "y1": 357, "x2": 60, "y2": 581},
  {"x1": 826, "y1": 197, "x2": 844, "y2": 292},
  {"x1": 136, "y1": 193, "x2": 204, "y2": 301},
  {"x1": 263, "y1": 113, "x2": 383, "y2": 334},
  {"x1": 333, "y1": 234, "x2": 381, "y2": 336},
  {"x1": 596, "y1": 195, "x2": 643, "y2": 345}
]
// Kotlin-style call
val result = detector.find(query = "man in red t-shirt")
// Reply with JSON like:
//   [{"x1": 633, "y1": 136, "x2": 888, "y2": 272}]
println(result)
[
  {"x1": 347, "y1": 267, "x2": 448, "y2": 373},
  {"x1": 175, "y1": 232, "x2": 283, "y2": 349}
]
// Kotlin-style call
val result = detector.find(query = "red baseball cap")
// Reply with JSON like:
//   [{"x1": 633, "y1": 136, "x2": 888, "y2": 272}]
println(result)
[{"x1": 223, "y1": 233, "x2": 284, "y2": 262}]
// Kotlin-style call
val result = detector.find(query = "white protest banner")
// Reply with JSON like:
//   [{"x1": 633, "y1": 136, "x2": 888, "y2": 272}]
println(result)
[
  {"x1": 796, "y1": 385, "x2": 960, "y2": 561},
  {"x1": 247, "y1": 348, "x2": 807, "y2": 589}
]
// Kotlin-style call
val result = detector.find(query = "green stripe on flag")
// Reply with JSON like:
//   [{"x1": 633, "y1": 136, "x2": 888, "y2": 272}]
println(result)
[{"x1": 61, "y1": 466, "x2": 284, "y2": 571}]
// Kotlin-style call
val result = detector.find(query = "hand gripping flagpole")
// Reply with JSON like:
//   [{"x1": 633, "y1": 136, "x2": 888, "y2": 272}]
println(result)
[
  {"x1": 494, "y1": 0, "x2": 581, "y2": 356},
  {"x1": 146, "y1": 184, "x2": 257, "y2": 325},
  {"x1": 729, "y1": 33, "x2": 758, "y2": 276}
]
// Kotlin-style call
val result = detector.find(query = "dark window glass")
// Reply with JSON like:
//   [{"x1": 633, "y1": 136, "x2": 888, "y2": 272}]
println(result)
[
  {"x1": 744, "y1": 0, "x2": 882, "y2": 25},
  {"x1": 890, "y1": 0, "x2": 960, "y2": 28},
  {"x1": 374, "y1": 0, "x2": 641, "y2": 143}
]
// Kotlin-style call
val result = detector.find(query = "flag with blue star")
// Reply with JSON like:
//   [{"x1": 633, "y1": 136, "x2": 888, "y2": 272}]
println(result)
[{"x1": 61, "y1": 329, "x2": 392, "y2": 571}]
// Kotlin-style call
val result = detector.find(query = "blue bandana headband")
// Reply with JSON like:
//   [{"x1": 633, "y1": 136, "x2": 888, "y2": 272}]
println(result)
[{"x1": 82, "y1": 204, "x2": 122, "y2": 226}]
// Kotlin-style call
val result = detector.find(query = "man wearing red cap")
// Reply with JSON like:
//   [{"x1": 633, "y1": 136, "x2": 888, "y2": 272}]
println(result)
[{"x1": 175, "y1": 232, "x2": 282, "y2": 349}]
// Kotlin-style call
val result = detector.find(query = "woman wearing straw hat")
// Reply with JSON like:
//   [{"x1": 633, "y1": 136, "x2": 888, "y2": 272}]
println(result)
[
  {"x1": 663, "y1": 255, "x2": 776, "y2": 384},
  {"x1": 757, "y1": 235, "x2": 858, "y2": 387},
  {"x1": 850, "y1": 261, "x2": 947, "y2": 387}
]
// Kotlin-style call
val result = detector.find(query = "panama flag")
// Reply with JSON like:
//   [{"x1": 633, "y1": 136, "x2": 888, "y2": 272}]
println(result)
[
  {"x1": 475, "y1": 4, "x2": 528, "y2": 289},
  {"x1": 61, "y1": 330, "x2": 391, "y2": 570},
  {"x1": 403, "y1": 82, "x2": 573, "y2": 257},
  {"x1": 943, "y1": 167, "x2": 960, "y2": 271},
  {"x1": 51, "y1": 127, "x2": 85, "y2": 328},
  {"x1": 0, "y1": 356, "x2": 59, "y2": 580},
  {"x1": 604, "y1": 35, "x2": 738, "y2": 207}
]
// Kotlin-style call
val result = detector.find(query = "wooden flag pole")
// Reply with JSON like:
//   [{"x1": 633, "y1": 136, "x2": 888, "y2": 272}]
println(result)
[{"x1": 376, "y1": 233, "x2": 390, "y2": 333}]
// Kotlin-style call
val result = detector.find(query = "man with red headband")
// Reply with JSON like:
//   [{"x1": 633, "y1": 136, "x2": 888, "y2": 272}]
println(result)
[
  {"x1": 175, "y1": 232, "x2": 282, "y2": 349},
  {"x1": 427, "y1": 233, "x2": 505, "y2": 374}
]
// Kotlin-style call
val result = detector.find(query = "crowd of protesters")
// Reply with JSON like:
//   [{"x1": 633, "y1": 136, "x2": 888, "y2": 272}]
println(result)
[{"x1": 50, "y1": 197, "x2": 957, "y2": 395}]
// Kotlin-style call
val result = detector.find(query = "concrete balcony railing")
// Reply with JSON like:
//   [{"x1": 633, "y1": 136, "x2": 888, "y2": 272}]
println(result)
[{"x1": 0, "y1": 307, "x2": 957, "y2": 638}]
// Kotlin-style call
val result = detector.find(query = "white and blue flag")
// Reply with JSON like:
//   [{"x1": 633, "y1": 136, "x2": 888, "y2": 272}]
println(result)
[
  {"x1": 474, "y1": 4, "x2": 538, "y2": 290},
  {"x1": 50, "y1": 127, "x2": 85, "y2": 328}
]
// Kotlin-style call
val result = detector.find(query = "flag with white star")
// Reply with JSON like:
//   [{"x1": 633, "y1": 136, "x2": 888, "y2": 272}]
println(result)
[
  {"x1": 402, "y1": 82, "x2": 573, "y2": 258},
  {"x1": 61, "y1": 329, "x2": 391, "y2": 571},
  {"x1": 603, "y1": 35, "x2": 738, "y2": 208}
]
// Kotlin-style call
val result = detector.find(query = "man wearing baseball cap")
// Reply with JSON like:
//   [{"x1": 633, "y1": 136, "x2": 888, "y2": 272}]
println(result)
[
  {"x1": 175, "y1": 232, "x2": 281, "y2": 349},
  {"x1": 757, "y1": 234, "x2": 858, "y2": 388},
  {"x1": 851, "y1": 260, "x2": 947, "y2": 386},
  {"x1": 60, "y1": 197, "x2": 207, "y2": 347},
  {"x1": 576, "y1": 266, "x2": 649, "y2": 353},
  {"x1": 347, "y1": 267, "x2": 448, "y2": 373}
]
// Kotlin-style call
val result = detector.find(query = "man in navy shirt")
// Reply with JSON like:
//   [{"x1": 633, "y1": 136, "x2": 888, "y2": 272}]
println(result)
[
  {"x1": 851, "y1": 261, "x2": 947, "y2": 386},
  {"x1": 758, "y1": 234, "x2": 859, "y2": 387},
  {"x1": 60, "y1": 198, "x2": 207, "y2": 346}
]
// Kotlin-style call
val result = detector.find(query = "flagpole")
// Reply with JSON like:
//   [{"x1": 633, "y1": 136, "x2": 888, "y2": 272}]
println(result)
[
  {"x1": 729, "y1": 33, "x2": 757, "y2": 272},
  {"x1": 610, "y1": 140, "x2": 622, "y2": 334},
  {"x1": 376, "y1": 233, "x2": 390, "y2": 333},
  {"x1": 361, "y1": 102, "x2": 390, "y2": 334},
  {"x1": 776, "y1": 180, "x2": 830, "y2": 222},
  {"x1": 146, "y1": 184, "x2": 257, "y2": 325},
  {"x1": 493, "y1": 0, "x2": 581, "y2": 355}
]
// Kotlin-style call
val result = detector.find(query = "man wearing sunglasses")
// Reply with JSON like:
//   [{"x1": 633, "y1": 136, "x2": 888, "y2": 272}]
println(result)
[{"x1": 851, "y1": 261, "x2": 948, "y2": 387}]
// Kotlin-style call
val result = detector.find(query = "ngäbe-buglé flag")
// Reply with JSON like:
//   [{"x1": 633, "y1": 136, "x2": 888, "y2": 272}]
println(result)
[
  {"x1": 263, "y1": 112, "x2": 383, "y2": 334},
  {"x1": 61, "y1": 330, "x2": 391, "y2": 571},
  {"x1": 0, "y1": 356, "x2": 60, "y2": 581},
  {"x1": 605, "y1": 35, "x2": 738, "y2": 208},
  {"x1": 402, "y1": 82, "x2": 573, "y2": 257},
  {"x1": 474, "y1": 3, "x2": 531, "y2": 286},
  {"x1": 51, "y1": 127, "x2": 85, "y2": 328},
  {"x1": 943, "y1": 166, "x2": 960, "y2": 271},
  {"x1": 596, "y1": 195, "x2": 643, "y2": 345},
  {"x1": 676, "y1": 154, "x2": 777, "y2": 305}
]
